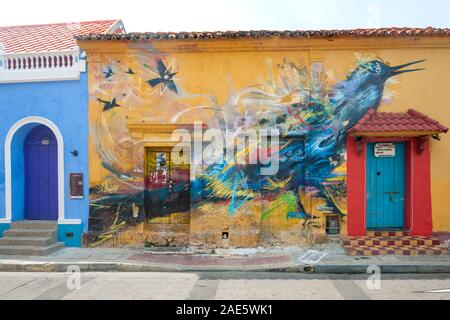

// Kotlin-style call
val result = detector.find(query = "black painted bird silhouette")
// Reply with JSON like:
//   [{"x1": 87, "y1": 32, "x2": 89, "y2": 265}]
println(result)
[
  {"x1": 147, "y1": 60, "x2": 178, "y2": 94},
  {"x1": 97, "y1": 98, "x2": 120, "y2": 111},
  {"x1": 126, "y1": 68, "x2": 135, "y2": 75},
  {"x1": 103, "y1": 66, "x2": 114, "y2": 79}
]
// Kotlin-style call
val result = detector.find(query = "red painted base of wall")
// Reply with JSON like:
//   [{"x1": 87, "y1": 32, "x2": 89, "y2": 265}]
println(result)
[{"x1": 346, "y1": 135, "x2": 433, "y2": 236}]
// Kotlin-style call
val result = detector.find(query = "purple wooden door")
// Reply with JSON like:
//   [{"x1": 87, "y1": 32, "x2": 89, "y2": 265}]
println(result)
[{"x1": 25, "y1": 125, "x2": 58, "y2": 220}]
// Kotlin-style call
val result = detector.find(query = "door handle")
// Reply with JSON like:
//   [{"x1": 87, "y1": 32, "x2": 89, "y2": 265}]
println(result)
[{"x1": 384, "y1": 192, "x2": 400, "y2": 202}]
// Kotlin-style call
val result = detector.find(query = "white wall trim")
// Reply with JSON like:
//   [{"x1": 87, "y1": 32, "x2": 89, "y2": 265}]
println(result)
[
  {"x1": 0, "y1": 49, "x2": 82, "y2": 83},
  {"x1": 58, "y1": 219, "x2": 81, "y2": 225},
  {"x1": 0, "y1": 218, "x2": 11, "y2": 224},
  {"x1": 4, "y1": 116, "x2": 65, "y2": 222}
]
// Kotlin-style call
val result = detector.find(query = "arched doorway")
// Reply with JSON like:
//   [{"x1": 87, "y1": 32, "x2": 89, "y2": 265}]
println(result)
[
  {"x1": 24, "y1": 125, "x2": 58, "y2": 220},
  {"x1": 4, "y1": 116, "x2": 65, "y2": 223}
]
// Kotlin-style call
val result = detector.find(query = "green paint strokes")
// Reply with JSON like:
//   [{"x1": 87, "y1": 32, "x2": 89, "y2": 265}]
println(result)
[{"x1": 261, "y1": 191, "x2": 299, "y2": 220}]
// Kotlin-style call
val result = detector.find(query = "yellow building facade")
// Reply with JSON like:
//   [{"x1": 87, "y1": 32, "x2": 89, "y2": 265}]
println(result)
[{"x1": 78, "y1": 30, "x2": 450, "y2": 248}]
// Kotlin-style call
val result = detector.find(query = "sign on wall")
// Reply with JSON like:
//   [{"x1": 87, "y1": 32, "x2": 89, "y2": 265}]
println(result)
[
  {"x1": 374, "y1": 143, "x2": 396, "y2": 158},
  {"x1": 69, "y1": 173, "x2": 84, "y2": 199}
]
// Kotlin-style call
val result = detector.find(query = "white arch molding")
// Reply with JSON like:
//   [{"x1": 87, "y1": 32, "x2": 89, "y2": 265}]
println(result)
[{"x1": 3, "y1": 116, "x2": 67, "y2": 223}]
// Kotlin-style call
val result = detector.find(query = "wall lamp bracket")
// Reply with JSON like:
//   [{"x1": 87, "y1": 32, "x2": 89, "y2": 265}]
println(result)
[{"x1": 432, "y1": 134, "x2": 441, "y2": 141}]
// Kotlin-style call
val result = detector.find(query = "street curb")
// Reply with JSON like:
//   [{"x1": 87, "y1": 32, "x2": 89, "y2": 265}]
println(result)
[
  {"x1": 1, "y1": 261, "x2": 450, "y2": 273},
  {"x1": 313, "y1": 264, "x2": 450, "y2": 274}
]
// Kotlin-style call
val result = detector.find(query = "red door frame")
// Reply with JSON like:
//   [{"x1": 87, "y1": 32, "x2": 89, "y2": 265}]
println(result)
[{"x1": 346, "y1": 135, "x2": 432, "y2": 236}]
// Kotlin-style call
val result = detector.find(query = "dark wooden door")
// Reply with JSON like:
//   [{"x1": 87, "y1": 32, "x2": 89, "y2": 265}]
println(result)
[{"x1": 144, "y1": 149, "x2": 190, "y2": 221}]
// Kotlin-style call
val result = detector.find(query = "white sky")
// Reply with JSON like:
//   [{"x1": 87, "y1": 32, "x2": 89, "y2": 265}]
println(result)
[{"x1": 0, "y1": 0, "x2": 449, "y2": 32}]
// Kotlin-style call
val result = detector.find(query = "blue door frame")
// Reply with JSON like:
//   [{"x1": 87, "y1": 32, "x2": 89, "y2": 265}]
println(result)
[
  {"x1": 366, "y1": 143, "x2": 405, "y2": 229},
  {"x1": 24, "y1": 125, "x2": 58, "y2": 220}
]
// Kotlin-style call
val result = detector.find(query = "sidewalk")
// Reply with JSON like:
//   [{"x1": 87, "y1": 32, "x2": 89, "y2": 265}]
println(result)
[{"x1": 1, "y1": 245, "x2": 450, "y2": 273}]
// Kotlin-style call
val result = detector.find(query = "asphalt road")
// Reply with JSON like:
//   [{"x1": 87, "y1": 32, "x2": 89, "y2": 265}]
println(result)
[{"x1": 0, "y1": 272, "x2": 449, "y2": 300}]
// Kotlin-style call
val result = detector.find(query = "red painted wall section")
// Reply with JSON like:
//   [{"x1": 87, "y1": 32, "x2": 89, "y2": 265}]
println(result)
[
  {"x1": 346, "y1": 136, "x2": 366, "y2": 236},
  {"x1": 346, "y1": 135, "x2": 433, "y2": 237},
  {"x1": 404, "y1": 141, "x2": 412, "y2": 231},
  {"x1": 410, "y1": 137, "x2": 433, "y2": 235}
]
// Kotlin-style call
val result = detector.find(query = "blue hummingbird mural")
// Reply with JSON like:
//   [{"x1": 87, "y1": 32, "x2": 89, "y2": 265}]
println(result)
[
  {"x1": 304, "y1": 59, "x2": 426, "y2": 182},
  {"x1": 196, "y1": 59, "x2": 426, "y2": 217}
]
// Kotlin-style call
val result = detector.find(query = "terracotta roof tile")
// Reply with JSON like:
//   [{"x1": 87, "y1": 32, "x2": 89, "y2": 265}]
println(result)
[
  {"x1": 0, "y1": 20, "x2": 124, "y2": 54},
  {"x1": 75, "y1": 27, "x2": 450, "y2": 42},
  {"x1": 349, "y1": 109, "x2": 449, "y2": 134}
]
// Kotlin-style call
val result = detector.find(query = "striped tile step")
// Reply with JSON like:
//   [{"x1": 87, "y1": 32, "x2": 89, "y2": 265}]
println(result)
[
  {"x1": 341, "y1": 235, "x2": 449, "y2": 256},
  {"x1": 343, "y1": 245, "x2": 449, "y2": 256},
  {"x1": 342, "y1": 236, "x2": 440, "y2": 247},
  {"x1": 367, "y1": 231, "x2": 410, "y2": 237}
]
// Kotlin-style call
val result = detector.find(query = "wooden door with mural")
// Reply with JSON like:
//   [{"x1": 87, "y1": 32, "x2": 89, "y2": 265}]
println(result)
[{"x1": 144, "y1": 148, "x2": 190, "y2": 224}]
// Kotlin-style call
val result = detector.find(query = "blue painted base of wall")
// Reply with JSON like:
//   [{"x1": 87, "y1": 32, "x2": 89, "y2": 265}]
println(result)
[
  {"x1": 0, "y1": 223, "x2": 11, "y2": 237},
  {"x1": 58, "y1": 224, "x2": 82, "y2": 247}
]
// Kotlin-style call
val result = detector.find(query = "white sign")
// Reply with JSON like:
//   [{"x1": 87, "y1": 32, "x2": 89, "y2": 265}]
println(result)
[{"x1": 374, "y1": 143, "x2": 395, "y2": 158}]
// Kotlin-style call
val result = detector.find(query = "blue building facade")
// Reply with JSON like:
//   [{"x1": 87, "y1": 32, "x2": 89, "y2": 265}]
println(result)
[
  {"x1": 0, "y1": 73, "x2": 89, "y2": 246},
  {"x1": 0, "y1": 20, "x2": 124, "y2": 247}
]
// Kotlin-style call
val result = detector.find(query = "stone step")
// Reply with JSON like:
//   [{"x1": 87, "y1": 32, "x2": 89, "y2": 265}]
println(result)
[
  {"x1": 0, "y1": 236, "x2": 55, "y2": 247},
  {"x1": 0, "y1": 242, "x2": 64, "y2": 256},
  {"x1": 3, "y1": 229, "x2": 57, "y2": 239},
  {"x1": 11, "y1": 220, "x2": 57, "y2": 230}
]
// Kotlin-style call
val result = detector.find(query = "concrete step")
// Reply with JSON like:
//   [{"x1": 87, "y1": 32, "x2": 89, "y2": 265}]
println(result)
[
  {"x1": 3, "y1": 229, "x2": 57, "y2": 239},
  {"x1": 0, "y1": 242, "x2": 64, "y2": 256},
  {"x1": 0, "y1": 236, "x2": 55, "y2": 246},
  {"x1": 11, "y1": 220, "x2": 57, "y2": 230}
]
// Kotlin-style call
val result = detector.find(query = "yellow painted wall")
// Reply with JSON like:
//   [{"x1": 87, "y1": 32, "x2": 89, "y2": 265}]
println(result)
[{"x1": 79, "y1": 36, "x2": 450, "y2": 247}]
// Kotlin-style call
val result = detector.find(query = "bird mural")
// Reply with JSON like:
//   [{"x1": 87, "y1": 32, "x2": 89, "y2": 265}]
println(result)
[
  {"x1": 147, "y1": 59, "x2": 178, "y2": 94},
  {"x1": 97, "y1": 98, "x2": 121, "y2": 111},
  {"x1": 103, "y1": 66, "x2": 114, "y2": 79},
  {"x1": 330, "y1": 59, "x2": 425, "y2": 143},
  {"x1": 193, "y1": 59, "x2": 426, "y2": 217},
  {"x1": 87, "y1": 55, "x2": 426, "y2": 245}
]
